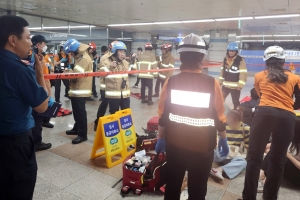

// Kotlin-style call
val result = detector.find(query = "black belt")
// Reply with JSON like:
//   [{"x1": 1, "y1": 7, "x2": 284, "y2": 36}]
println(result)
[{"x1": 0, "y1": 130, "x2": 31, "y2": 140}]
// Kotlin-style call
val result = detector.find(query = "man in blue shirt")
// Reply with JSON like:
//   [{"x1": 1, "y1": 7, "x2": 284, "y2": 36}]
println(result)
[{"x1": 0, "y1": 15, "x2": 49, "y2": 200}]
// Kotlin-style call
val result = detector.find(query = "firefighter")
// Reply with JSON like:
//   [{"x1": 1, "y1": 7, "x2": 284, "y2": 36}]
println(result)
[
  {"x1": 136, "y1": 43, "x2": 157, "y2": 105},
  {"x1": 153, "y1": 44, "x2": 175, "y2": 97},
  {"x1": 54, "y1": 42, "x2": 71, "y2": 102},
  {"x1": 63, "y1": 39, "x2": 93, "y2": 144},
  {"x1": 156, "y1": 33, "x2": 228, "y2": 200},
  {"x1": 88, "y1": 41, "x2": 98, "y2": 100},
  {"x1": 219, "y1": 42, "x2": 247, "y2": 109},
  {"x1": 94, "y1": 42, "x2": 117, "y2": 131},
  {"x1": 100, "y1": 41, "x2": 130, "y2": 114}
]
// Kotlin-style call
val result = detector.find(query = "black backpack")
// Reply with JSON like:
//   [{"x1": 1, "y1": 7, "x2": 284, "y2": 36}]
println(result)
[{"x1": 239, "y1": 102, "x2": 255, "y2": 126}]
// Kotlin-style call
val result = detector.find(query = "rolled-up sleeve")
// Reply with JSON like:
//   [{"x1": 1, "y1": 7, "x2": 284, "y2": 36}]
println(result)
[{"x1": 18, "y1": 68, "x2": 48, "y2": 108}]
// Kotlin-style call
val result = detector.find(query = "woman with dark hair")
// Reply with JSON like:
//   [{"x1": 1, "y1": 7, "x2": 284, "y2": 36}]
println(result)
[
  {"x1": 241, "y1": 46, "x2": 300, "y2": 200},
  {"x1": 259, "y1": 118, "x2": 300, "y2": 192},
  {"x1": 156, "y1": 33, "x2": 228, "y2": 200}
]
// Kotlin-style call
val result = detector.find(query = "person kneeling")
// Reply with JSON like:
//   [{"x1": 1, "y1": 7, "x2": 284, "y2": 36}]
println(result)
[{"x1": 210, "y1": 108, "x2": 250, "y2": 181}]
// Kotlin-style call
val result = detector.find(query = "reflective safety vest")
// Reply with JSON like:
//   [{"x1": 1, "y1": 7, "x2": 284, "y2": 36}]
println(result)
[
  {"x1": 219, "y1": 55, "x2": 247, "y2": 89},
  {"x1": 137, "y1": 50, "x2": 158, "y2": 79},
  {"x1": 164, "y1": 72, "x2": 220, "y2": 152}
]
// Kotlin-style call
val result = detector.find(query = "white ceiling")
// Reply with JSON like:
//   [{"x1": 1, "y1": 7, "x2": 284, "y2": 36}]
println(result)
[{"x1": 0, "y1": 0, "x2": 300, "y2": 36}]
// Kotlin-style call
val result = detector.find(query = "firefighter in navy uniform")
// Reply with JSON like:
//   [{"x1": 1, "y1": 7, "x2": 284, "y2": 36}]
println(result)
[
  {"x1": 153, "y1": 44, "x2": 175, "y2": 97},
  {"x1": 219, "y1": 42, "x2": 247, "y2": 109},
  {"x1": 54, "y1": 42, "x2": 71, "y2": 102},
  {"x1": 63, "y1": 39, "x2": 93, "y2": 144},
  {"x1": 156, "y1": 33, "x2": 229, "y2": 200},
  {"x1": 137, "y1": 43, "x2": 157, "y2": 105}
]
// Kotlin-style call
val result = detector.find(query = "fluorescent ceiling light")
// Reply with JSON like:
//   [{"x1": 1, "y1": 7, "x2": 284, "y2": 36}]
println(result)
[
  {"x1": 273, "y1": 35, "x2": 298, "y2": 37},
  {"x1": 257, "y1": 40, "x2": 274, "y2": 42},
  {"x1": 255, "y1": 14, "x2": 300, "y2": 19},
  {"x1": 250, "y1": 35, "x2": 272, "y2": 37},
  {"x1": 203, "y1": 34, "x2": 210, "y2": 37},
  {"x1": 275, "y1": 40, "x2": 294, "y2": 41},
  {"x1": 236, "y1": 35, "x2": 250, "y2": 38},
  {"x1": 28, "y1": 25, "x2": 95, "y2": 30},
  {"x1": 130, "y1": 23, "x2": 154, "y2": 26},
  {"x1": 215, "y1": 17, "x2": 253, "y2": 21},
  {"x1": 108, "y1": 24, "x2": 129, "y2": 27},
  {"x1": 182, "y1": 19, "x2": 215, "y2": 23},
  {"x1": 116, "y1": 38, "x2": 132, "y2": 40},
  {"x1": 235, "y1": 41, "x2": 241, "y2": 42},
  {"x1": 242, "y1": 40, "x2": 257, "y2": 42},
  {"x1": 153, "y1": 21, "x2": 181, "y2": 24}
]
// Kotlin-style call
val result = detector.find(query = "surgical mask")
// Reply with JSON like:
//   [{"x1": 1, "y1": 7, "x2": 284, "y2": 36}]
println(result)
[{"x1": 42, "y1": 45, "x2": 48, "y2": 53}]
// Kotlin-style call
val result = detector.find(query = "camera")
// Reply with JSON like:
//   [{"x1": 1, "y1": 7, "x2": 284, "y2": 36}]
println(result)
[
  {"x1": 121, "y1": 78, "x2": 126, "y2": 89},
  {"x1": 33, "y1": 46, "x2": 39, "y2": 54}
]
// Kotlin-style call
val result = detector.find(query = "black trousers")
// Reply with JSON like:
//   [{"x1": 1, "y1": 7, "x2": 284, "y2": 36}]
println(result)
[
  {"x1": 164, "y1": 145, "x2": 214, "y2": 200},
  {"x1": 141, "y1": 78, "x2": 153, "y2": 101},
  {"x1": 107, "y1": 95, "x2": 130, "y2": 114},
  {"x1": 43, "y1": 117, "x2": 51, "y2": 124},
  {"x1": 134, "y1": 76, "x2": 140, "y2": 86},
  {"x1": 155, "y1": 78, "x2": 165, "y2": 95},
  {"x1": 95, "y1": 90, "x2": 109, "y2": 127},
  {"x1": 222, "y1": 86, "x2": 241, "y2": 109},
  {"x1": 92, "y1": 63, "x2": 97, "y2": 96},
  {"x1": 262, "y1": 153, "x2": 300, "y2": 187},
  {"x1": 55, "y1": 79, "x2": 70, "y2": 101},
  {"x1": 242, "y1": 107, "x2": 295, "y2": 200},
  {"x1": 0, "y1": 131, "x2": 37, "y2": 200},
  {"x1": 70, "y1": 97, "x2": 87, "y2": 137},
  {"x1": 31, "y1": 111, "x2": 44, "y2": 146}
]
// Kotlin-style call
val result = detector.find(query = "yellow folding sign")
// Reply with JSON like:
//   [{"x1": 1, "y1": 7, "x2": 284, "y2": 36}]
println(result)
[
  {"x1": 90, "y1": 114, "x2": 124, "y2": 168},
  {"x1": 116, "y1": 109, "x2": 137, "y2": 157}
]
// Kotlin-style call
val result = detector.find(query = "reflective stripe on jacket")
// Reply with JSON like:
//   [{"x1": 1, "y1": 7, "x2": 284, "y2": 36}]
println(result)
[
  {"x1": 68, "y1": 43, "x2": 93, "y2": 97},
  {"x1": 137, "y1": 50, "x2": 158, "y2": 79},
  {"x1": 157, "y1": 52, "x2": 175, "y2": 80},
  {"x1": 100, "y1": 54, "x2": 130, "y2": 99}
]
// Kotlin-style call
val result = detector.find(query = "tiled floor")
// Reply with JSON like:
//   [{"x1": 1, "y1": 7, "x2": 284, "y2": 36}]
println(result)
[{"x1": 33, "y1": 73, "x2": 300, "y2": 200}]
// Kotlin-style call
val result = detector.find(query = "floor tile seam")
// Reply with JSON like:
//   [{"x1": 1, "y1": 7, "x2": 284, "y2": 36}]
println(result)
[{"x1": 59, "y1": 169, "x2": 96, "y2": 190}]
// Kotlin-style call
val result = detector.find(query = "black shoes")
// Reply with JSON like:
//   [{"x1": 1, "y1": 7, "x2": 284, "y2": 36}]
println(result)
[
  {"x1": 35, "y1": 142, "x2": 52, "y2": 152},
  {"x1": 93, "y1": 94, "x2": 98, "y2": 98},
  {"x1": 64, "y1": 94, "x2": 70, "y2": 99},
  {"x1": 153, "y1": 94, "x2": 159, "y2": 97},
  {"x1": 99, "y1": 98, "x2": 103, "y2": 101},
  {"x1": 72, "y1": 136, "x2": 87, "y2": 144},
  {"x1": 148, "y1": 101, "x2": 154, "y2": 105},
  {"x1": 141, "y1": 99, "x2": 148, "y2": 104},
  {"x1": 66, "y1": 130, "x2": 78, "y2": 135},
  {"x1": 42, "y1": 122, "x2": 54, "y2": 128},
  {"x1": 86, "y1": 97, "x2": 94, "y2": 101}
]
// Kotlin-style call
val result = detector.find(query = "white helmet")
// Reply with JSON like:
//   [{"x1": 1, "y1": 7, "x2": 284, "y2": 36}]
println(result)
[
  {"x1": 263, "y1": 46, "x2": 285, "y2": 61},
  {"x1": 177, "y1": 33, "x2": 209, "y2": 55},
  {"x1": 59, "y1": 41, "x2": 66, "y2": 47}
]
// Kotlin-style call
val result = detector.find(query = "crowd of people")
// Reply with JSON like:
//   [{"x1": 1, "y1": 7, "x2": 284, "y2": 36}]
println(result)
[{"x1": 1, "y1": 15, "x2": 300, "y2": 200}]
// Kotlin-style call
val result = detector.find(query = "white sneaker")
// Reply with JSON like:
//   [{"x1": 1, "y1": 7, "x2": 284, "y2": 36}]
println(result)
[
  {"x1": 210, "y1": 168, "x2": 224, "y2": 181},
  {"x1": 257, "y1": 180, "x2": 264, "y2": 193}
]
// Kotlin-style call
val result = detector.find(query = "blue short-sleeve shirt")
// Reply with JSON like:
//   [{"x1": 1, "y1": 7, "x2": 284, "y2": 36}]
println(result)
[{"x1": 0, "y1": 49, "x2": 48, "y2": 136}]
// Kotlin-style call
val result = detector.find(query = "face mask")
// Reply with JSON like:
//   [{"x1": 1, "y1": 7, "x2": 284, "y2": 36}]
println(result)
[{"x1": 42, "y1": 45, "x2": 48, "y2": 53}]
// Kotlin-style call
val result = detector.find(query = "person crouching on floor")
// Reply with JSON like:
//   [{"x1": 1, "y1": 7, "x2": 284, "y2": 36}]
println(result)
[{"x1": 210, "y1": 108, "x2": 250, "y2": 181}]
